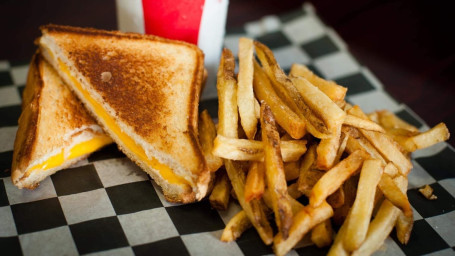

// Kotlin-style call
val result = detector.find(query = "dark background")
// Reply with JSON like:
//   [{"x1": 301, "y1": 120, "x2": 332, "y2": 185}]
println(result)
[{"x1": 1, "y1": 0, "x2": 453, "y2": 146}]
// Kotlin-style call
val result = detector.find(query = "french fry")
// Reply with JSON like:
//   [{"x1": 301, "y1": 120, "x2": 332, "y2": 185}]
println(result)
[
  {"x1": 209, "y1": 169, "x2": 231, "y2": 210},
  {"x1": 263, "y1": 188, "x2": 304, "y2": 214},
  {"x1": 348, "y1": 106, "x2": 412, "y2": 175},
  {"x1": 327, "y1": 218, "x2": 349, "y2": 256},
  {"x1": 419, "y1": 184, "x2": 437, "y2": 200},
  {"x1": 220, "y1": 211, "x2": 251, "y2": 242},
  {"x1": 273, "y1": 201, "x2": 334, "y2": 256},
  {"x1": 327, "y1": 186, "x2": 345, "y2": 209},
  {"x1": 376, "y1": 110, "x2": 419, "y2": 132},
  {"x1": 317, "y1": 124, "x2": 342, "y2": 170},
  {"x1": 237, "y1": 37, "x2": 258, "y2": 139},
  {"x1": 287, "y1": 182, "x2": 304, "y2": 200},
  {"x1": 344, "y1": 114, "x2": 385, "y2": 133},
  {"x1": 244, "y1": 161, "x2": 265, "y2": 202},
  {"x1": 253, "y1": 60, "x2": 306, "y2": 139},
  {"x1": 379, "y1": 174, "x2": 414, "y2": 244},
  {"x1": 255, "y1": 41, "x2": 330, "y2": 139},
  {"x1": 310, "y1": 149, "x2": 369, "y2": 207},
  {"x1": 261, "y1": 102, "x2": 293, "y2": 239},
  {"x1": 217, "y1": 48, "x2": 238, "y2": 138},
  {"x1": 224, "y1": 160, "x2": 273, "y2": 245},
  {"x1": 352, "y1": 175, "x2": 408, "y2": 256},
  {"x1": 400, "y1": 122, "x2": 450, "y2": 152},
  {"x1": 290, "y1": 75, "x2": 346, "y2": 134},
  {"x1": 384, "y1": 162, "x2": 399, "y2": 178},
  {"x1": 284, "y1": 161, "x2": 300, "y2": 181},
  {"x1": 378, "y1": 173, "x2": 413, "y2": 218},
  {"x1": 344, "y1": 127, "x2": 387, "y2": 165},
  {"x1": 212, "y1": 135, "x2": 307, "y2": 162},
  {"x1": 343, "y1": 159, "x2": 384, "y2": 252},
  {"x1": 199, "y1": 110, "x2": 223, "y2": 172},
  {"x1": 396, "y1": 210, "x2": 414, "y2": 245},
  {"x1": 335, "y1": 132, "x2": 348, "y2": 165},
  {"x1": 311, "y1": 219, "x2": 333, "y2": 248},
  {"x1": 332, "y1": 175, "x2": 358, "y2": 225},
  {"x1": 297, "y1": 144, "x2": 319, "y2": 195},
  {"x1": 289, "y1": 63, "x2": 347, "y2": 105}
]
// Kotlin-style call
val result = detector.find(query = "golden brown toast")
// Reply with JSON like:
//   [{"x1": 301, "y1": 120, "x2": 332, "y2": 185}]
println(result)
[
  {"x1": 11, "y1": 53, "x2": 112, "y2": 189},
  {"x1": 39, "y1": 25, "x2": 210, "y2": 203}
]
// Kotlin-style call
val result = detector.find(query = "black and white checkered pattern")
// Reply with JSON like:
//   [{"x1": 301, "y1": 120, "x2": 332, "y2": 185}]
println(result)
[{"x1": 1, "y1": 4, "x2": 454, "y2": 255}]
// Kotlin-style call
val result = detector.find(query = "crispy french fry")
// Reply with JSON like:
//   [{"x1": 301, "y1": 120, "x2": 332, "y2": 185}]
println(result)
[
  {"x1": 290, "y1": 63, "x2": 347, "y2": 105},
  {"x1": 212, "y1": 135, "x2": 307, "y2": 162},
  {"x1": 348, "y1": 106, "x2": 412, "y2": 175},
  {"x1": 327, "y1": 217, "x2": 349, "y2": 256},
  {"x1": 263, "y1": 188, "x2": 304, "y2": 214},
  {"x1": 378, "y1": 173, "x2": 412, "y2": 218},
  {"x1": 199, "y1": 110, "x2": 223, "y2": 172},
  {"x1": 335, "y1": 132, "x2": 348, "y2": 164},
  {"x1": 310, "y1": 150, "x2": 369, "y2": 207},
  {"x1": 419, "y1": 184, "x2": 437, "y2": 200},
  {"x1": 379, "y1": 174, "x2": 414, "y2": 244},
  {"x1": 401, "y1": 122, "x2": 450, "y2": 152},
  {"x1": 297, "y1": 144, "x2": 319, "y2": 195},
  {"x1": 273, "y1": 201, "x2": 334, "y2": 256},
  {"x1": 344, "y1": 114, "x2": 385, "y2": 133},
  {"x1": 217, "y1": 48, "x2": 238, "y2": 138},
  {"x1": 343, "y1": 159, "x2": 384, "y2": 252},
  {"x1": 253, "y1": 60, "x2": 306, "y2": 139},
  {"x1": 384, "y1": 162, "x2": 399, "y2": 178},
  {"x1": 209, "y1": 169, "x2": 231, "y2": 210},
  {"x1": 317, "y1": 124, "x2": 342, "y2": 170},
  {"x1": 225, "y1": 160, "x2": 273, "y2": 245},
  {"x1": 237, "y1": 37, "x2": 258, "y2": 139},
  {"x1": 352, "y1": 175, "x2": 408, "y2": 256},
  {"x1": 261, "y1": 102, "x2": 293, "y2": 239},
  {"x1": 332, "y1": 175, "x2": 358, "y2": 225},
  {"x1": 287, "y1": 182, "x2": 304, "y2": 200},
  {"x1": 344, "y1": 127, "x2": 387, "y2": 166},
  {"x1": 290, "y1": 75, "x2": 346, "y2": 134},
  {"x1": 376, "y1": 110, "x2": 419, "y2": 132},
  {"x1": 311, "y1": 219, "x2": 333, "y2": 248},
  {"x1": 327, "y1": 186, "x2": 345, "y2": 209},
  {"x1": 221, "y1": 211, "x2": 252, "y2": 242},
  {"x1": 255, "y1": 41, "x2": 330, "y2": 139},
  {"x1": 284, "y1": 161, "x2": 300, "y2": 181},
  {"x1": 244, "y1": 161, "x2": 265, "y2": 202}
]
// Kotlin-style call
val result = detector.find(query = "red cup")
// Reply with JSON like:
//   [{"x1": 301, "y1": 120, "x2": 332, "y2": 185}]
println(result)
[{"x1": 116, "y1": 0, "x2": 229, "y2": 98}]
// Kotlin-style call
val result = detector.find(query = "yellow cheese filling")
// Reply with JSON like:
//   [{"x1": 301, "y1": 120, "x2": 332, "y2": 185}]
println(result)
[
  {"x1": 58, "y1": 60, "x2": 189, "y2": 186},
  {"x1": 28, "y1": 135, "x2": 112, "y2": 172}
]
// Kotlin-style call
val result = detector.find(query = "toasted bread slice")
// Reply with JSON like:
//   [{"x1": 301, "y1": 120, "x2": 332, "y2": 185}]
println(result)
[
  {"x1": 39, "y1": 25, "x2": 210, "y2": 203},
  {"x1": 11, "y1": 53, "x2": 112, "y2": 189}
]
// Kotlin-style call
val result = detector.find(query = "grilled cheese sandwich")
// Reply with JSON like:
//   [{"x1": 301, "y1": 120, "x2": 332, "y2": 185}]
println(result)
[{"x1": 39, "y1": 25, "x2": 210, "y2": 203}]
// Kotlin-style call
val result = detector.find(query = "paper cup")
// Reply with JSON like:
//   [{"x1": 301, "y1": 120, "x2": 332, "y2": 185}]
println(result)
[{"x1": 116, "y1": 0, "x2": 229, "y2": 99}]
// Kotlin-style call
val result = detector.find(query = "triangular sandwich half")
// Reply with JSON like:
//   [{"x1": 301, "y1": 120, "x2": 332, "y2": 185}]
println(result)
[
  {"x1": 12, "y1": 53, "x2": 113, "y2": 189},
  {"x1": 39, "y1": 25, "x2": 210, "y2": 203}
]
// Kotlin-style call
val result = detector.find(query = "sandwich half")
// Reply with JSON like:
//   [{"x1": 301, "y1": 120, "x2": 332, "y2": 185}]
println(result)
[
  {"x1": 39, "y1": 25, "x2": 210, "y2": 203},
  {"x1": 12, "y1": 53, "x2": 113, "y2": 189}
]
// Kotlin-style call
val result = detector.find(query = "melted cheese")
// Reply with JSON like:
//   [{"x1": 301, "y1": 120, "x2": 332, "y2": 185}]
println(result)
[
  {"x1": 28, "y1": 136, "x2": 112, "y2": 172},
  {"x1": 58, "y1": 60, "x2": 189, "y2": 186}
]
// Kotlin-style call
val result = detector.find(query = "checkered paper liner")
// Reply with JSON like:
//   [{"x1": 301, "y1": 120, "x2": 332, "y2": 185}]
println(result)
[{"x1": 1, "y1": 4, "x2": 454, "y2": 256}]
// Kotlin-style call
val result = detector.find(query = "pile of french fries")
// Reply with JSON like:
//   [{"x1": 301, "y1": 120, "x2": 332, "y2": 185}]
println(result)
[{"x1": 198, "y1": 37, "x2": 450, "y2": 256}]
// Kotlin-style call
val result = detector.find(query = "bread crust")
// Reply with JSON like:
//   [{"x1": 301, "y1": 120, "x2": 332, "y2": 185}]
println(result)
[{"x1": 39, "y1": 25, "x2": 211, "y2": 203}]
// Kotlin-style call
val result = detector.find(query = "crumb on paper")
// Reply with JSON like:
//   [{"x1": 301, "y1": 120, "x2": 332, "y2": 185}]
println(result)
[
  {"x1": 419, "y1": 185, "x2": 437, "y2": 200},
  {"x1": 101, "y1": 72, "x2": 112, "y2": 82}
]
